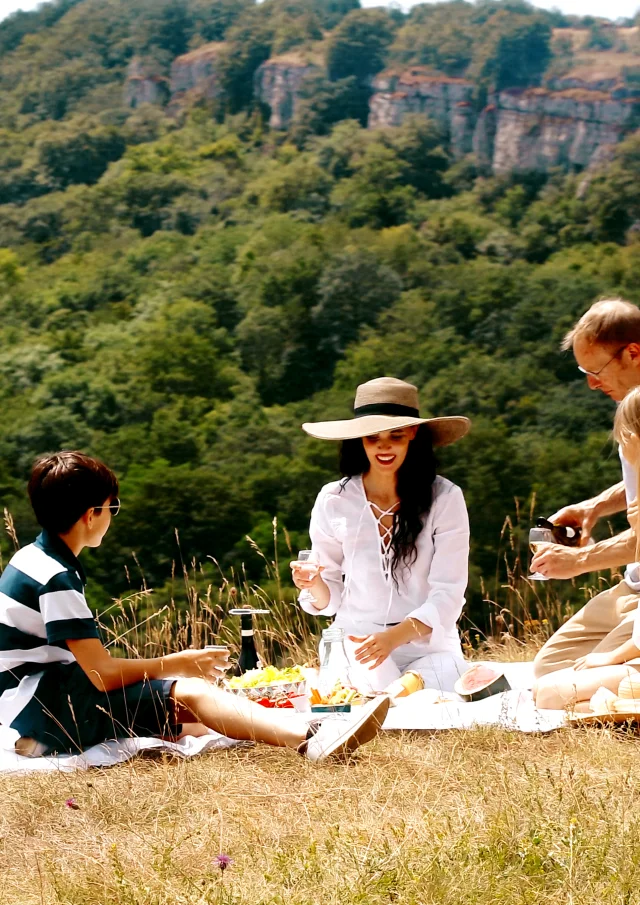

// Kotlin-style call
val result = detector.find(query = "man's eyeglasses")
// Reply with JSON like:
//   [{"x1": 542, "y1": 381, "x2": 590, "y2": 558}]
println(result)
[
  {"x1": 578, "y1": 345, "x2": 627, "y2": 379},
  {"x1": 94, "y1": 498, "x2": 121, "y2": 517}
]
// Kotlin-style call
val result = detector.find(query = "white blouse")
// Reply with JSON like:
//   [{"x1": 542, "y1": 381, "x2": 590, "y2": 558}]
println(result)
[{"x1": 299, "y1": 475, "x2": 470, "y2": 656}]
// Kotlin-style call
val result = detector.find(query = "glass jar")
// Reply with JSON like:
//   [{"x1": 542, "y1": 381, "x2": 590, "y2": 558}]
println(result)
[{"x1": 318, "y1": 626, "x2": 352, "y2": 698}]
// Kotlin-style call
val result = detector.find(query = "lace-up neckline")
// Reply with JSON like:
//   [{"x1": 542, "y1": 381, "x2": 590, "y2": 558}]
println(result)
[{"x1": 368, "y1": 499, "x2": 399, "y2": 584}]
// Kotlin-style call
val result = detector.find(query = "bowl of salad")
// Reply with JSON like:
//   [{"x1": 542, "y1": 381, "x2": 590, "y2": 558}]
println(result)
[{"x1": 226, "y1": 665, "x2": 307, "y2": 709}]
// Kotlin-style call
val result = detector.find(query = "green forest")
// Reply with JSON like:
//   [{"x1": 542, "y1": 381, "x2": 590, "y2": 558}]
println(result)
[{"x1": 0, "y1": 0, "x2": 638, "y2": 628}]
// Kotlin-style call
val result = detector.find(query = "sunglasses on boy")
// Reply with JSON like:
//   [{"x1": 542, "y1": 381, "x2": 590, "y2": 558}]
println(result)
[
  {"x1": 94, "y1": 498, "x2": 121, "y2": 517},
  {"x1": 577, "y1": 345, "x2": 627, "y2": 379}
]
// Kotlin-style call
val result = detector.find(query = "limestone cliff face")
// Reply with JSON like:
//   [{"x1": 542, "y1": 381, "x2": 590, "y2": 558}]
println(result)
[
  {"x1": 123, "y1": 59, "x2": 170, "y2": 108},
  {"x1": 369, "y1": 67, "x2": 640, "y2": 173},
  {"x1": 489, "y1": 88, "x2": 638, "y2": 173},
  {"x1": 369, "y1": 67, "x2": 475, "y2": 157},
  {"x1": 254, "y1": 54, "x2": 320, "y2": 129},
  {"x1": 170, "y1": 42, "x2": 224, "y2": 102}
]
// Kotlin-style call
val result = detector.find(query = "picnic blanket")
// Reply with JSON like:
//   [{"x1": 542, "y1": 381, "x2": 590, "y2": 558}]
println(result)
[{"x1": 0, "y1": 661, "x2": 566, "y2": 774}]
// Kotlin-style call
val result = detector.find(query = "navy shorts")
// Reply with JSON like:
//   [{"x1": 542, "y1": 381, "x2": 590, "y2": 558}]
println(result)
[{"x1": 12, "y1": 662, "x2": 181, "y2": 755}]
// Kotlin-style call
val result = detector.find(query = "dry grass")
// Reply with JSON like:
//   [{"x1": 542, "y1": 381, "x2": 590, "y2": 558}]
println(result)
[
  {"x1": 4, "y1": 726, "x2": 640, "y2": 904},
  {"x1": 3, "y1": 520, "x2": 638, "y2": 903}
]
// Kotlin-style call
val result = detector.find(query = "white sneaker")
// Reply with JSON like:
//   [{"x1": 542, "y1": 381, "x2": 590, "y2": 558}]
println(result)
[{"x1": 305, "y1": 695, "x2": 390, "y2": 763}]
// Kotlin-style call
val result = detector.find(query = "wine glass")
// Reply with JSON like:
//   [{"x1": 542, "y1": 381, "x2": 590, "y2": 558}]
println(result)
[
  {"x1": 528, "y1": 525, "x2": 555, "y2": 581},
  {"x1": 296, "y1": 549, "x2": 320, "y2": 582}
]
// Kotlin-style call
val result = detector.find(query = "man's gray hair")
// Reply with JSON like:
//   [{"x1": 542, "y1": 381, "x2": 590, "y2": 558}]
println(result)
[{"x1": 562, "y1": 298, "x2": 640, "y2": 350}]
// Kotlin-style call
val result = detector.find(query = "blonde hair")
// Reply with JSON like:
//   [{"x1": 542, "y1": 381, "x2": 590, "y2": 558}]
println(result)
[
  {"x1": 614, "y1": 387, "x2": 640, "y2": 563},
  {"x1": 562, "y1": 298, "x2": 640, "y2": 351}
]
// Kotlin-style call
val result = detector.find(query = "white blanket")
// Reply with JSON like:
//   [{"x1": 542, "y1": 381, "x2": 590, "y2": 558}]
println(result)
[
  {"x1": 0, "y1": 661, "x2": 566, "y2": 774},
  {"x1": 382, "y1": 661, "x2": 566, "y2": 733}
]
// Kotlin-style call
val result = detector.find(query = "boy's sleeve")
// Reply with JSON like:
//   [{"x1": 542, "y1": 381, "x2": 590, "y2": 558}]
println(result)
[{"x1": 40, "y1": 570, "x2": 99, "y2": 644}]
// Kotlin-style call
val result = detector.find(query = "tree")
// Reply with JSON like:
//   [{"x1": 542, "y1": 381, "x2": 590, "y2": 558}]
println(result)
[
  {"x1": 216, "y1": 13, "x2": 273, "y2": 113},
  {"x1": 392, "y1": 2, "x2": 475, "y2": 75},
  {"x1": 586, "y1": 23, "x2": 615, "y2": 50},
  {"x1": 312, "y1": 250, "x2": 403, "y2": 360},
  {"x1": 37, "y1": 126, "x2": 126, "y2": 190},
  {"x1": 326, "y1": 8, "x2": 396, "y2": 83},
  {"x1": 471, "y1": 12, "x2": 552, "y2": 92},
  {"x1": 330, "y1": 141, "x2": 416, "y2": 228}
]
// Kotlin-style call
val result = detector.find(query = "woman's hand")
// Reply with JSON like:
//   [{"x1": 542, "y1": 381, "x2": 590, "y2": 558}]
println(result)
[
  {"x1": 290, "y1": 561, "x2": 324, "y2": 591},
  {"x1": 163, "y1": 648, "x2": 231, "y2": 680},
  {"x1": 574, "y1": 651, "x2": 619, "y2": 671},
  {"x1": 349, "y1": 631, "x2": 398, "y2": 670}
]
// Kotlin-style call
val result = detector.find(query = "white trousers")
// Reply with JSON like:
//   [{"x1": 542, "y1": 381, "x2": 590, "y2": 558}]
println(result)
[{"x1": 323, "y1": 634, "x2": 466, "y2": 696}]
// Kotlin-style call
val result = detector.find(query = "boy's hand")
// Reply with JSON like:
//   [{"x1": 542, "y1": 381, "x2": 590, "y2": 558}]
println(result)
[{"x1": 165, "y1": 649, "x2": 230, "y2": 680}]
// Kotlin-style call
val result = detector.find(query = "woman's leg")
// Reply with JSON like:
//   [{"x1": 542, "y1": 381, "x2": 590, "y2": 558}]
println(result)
[
  {"x1": 172, "y1": 679, "x2": 308, "y2": 749},
  {"x1": 402, "y1": 652, "x2": 466, "y2": 694},
  {"x1": 535, "y1": 663, "x2": 640, "y2": 710}
]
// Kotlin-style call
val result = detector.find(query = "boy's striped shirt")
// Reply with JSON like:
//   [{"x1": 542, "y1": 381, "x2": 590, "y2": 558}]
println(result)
[{"x1": 0, "y1": 530, "x2": 98, "y2": 730}]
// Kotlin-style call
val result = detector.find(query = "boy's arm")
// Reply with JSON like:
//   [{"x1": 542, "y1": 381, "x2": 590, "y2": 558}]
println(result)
[{"x1": 67, "y1": 638, "x2": 229, "y2": 692}]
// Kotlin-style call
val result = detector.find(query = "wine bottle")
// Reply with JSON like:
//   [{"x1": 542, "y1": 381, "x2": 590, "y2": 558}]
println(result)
[
  {"x1": 535, "y1": 517, "x2": 582, "y2": 547},
  {"x1": 229, "y1": 608, "x2": 270, "y2": 675}
]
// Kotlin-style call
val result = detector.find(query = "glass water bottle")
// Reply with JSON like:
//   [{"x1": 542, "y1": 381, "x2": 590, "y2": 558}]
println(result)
[{"x1": 318, "y1": 626, "x2": 352, "y2": 698}]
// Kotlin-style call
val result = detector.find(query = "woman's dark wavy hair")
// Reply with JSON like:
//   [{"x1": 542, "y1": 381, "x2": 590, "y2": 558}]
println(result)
[{"x1": 338, "y1": 424, "x2": 437, "y2": 585}]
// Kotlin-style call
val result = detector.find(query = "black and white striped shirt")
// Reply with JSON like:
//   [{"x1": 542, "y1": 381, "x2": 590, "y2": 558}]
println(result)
[{"x1": 0, "y1": 530, "x2": 98, "y2": 730}]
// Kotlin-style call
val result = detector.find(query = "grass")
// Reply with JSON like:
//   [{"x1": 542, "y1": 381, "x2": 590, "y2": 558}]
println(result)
[
  {"x1": 2, "y1": 519, "x2": 638, "y2": 904},
  {"x1": 4, "y1": 726, "x2": 640, "y2": 903}
]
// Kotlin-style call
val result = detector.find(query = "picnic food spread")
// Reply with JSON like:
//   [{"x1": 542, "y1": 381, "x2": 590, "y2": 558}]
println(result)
[
  {"x1": 308, "y1": 681, "x2": 363, "y2": 707},
  {"x1": 228, "y1": 666, "x2": 304, "y2": 688},
  {"x1": 227, "y1": 665, "x2": 306, "y2": 708}
]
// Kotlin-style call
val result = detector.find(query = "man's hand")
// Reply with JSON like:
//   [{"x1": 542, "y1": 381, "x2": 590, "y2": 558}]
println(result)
[
  {"x1": 349, "y1": 631, "x2": 398, "y2": 670},
  {"x1": 574, "y1": 651, "x2": 619, "y2": 671},
  {"x1": 628, "y1": 499, "x2": 638, "y2": 530},
  {"x1": 530, "y1": 543, "x2": 587, "y2": 580},
  {"x1": 548, "y1": 502, "x2": 599, "y2": 544}
]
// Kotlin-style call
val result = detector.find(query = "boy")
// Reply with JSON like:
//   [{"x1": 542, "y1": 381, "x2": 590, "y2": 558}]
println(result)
[{"x1": 0, "y1": 451, "x2": 389, "y2": 760}]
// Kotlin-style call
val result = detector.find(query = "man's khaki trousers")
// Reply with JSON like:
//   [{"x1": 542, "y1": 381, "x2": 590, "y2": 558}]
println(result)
[{"x1": 533, "y1": 580, "x2": 640, "y2": 679}]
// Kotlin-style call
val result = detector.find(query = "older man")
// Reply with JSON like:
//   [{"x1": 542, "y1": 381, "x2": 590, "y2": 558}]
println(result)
[{"x1": 533, "y1": 299, "x2": 640, "y2": 706}]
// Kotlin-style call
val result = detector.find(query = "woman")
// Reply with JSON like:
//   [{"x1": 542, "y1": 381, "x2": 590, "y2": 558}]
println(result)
[
  {"x1": 291, "y1": 377, "x2": 471, "y2": 694},
  {"x1": 535, "y1": 385, "x2": 640, "y2": 711}
]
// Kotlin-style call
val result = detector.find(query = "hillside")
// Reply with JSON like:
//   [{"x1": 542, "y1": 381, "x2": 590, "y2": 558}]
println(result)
[{"x1": 0, "y1": 0, "x2": 639, "y2": 630}]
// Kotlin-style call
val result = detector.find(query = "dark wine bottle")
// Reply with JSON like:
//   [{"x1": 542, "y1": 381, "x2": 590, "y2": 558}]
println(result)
[
  {"x1": 536, "y1": 517, "x2": 582, "y2": 547},
  {"x1": 229, "y1": 608, "x2": 270, "y2": 675}
]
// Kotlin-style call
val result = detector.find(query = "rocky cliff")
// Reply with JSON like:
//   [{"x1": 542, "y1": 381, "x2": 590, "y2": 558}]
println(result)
[
  {"x1": 369, "y1": 67, "x2": 476, "y2": 158},
  {"x1": 369, "y1": 67, "x2": 640, "y2": 173},
  {"x1": 123, "y1": 58, "x2": 170, "y2": 109},
  {"x1": 483, "y1": 87, "x2": 639, "y2": 174},
  {"x1": 170, "y1": 42, "x2": 225, "y2": 104},
  {"x1": 254, "y1": 53, "x2": 320, "y2": 129}
]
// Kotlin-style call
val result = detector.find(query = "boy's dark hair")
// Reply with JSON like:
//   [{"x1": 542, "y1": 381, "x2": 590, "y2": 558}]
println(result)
[{"x1": 28, "y1": 451, "x2": 119, "y2": 534}]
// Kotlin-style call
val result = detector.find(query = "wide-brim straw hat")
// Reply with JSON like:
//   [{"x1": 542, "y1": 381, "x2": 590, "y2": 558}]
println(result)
[{"x1": 302, "y1": 377, "x2": 470, "y2": 447}]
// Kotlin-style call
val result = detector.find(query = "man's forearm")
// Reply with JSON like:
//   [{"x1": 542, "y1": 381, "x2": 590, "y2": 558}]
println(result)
[
  {"x1": 578, "y1": 528, "x2": 637, "y2": 572},
  {"x1": 591, "y1": 481, "x2": 627, "y2": 518}
]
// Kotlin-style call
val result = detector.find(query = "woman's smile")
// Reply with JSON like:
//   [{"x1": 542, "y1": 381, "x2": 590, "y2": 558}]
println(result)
[{"x1": 375, "y1": 454, "x2": 396, "y2": 466}]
